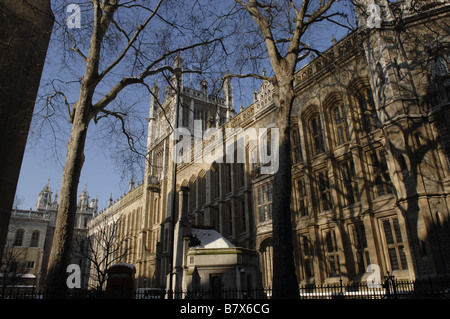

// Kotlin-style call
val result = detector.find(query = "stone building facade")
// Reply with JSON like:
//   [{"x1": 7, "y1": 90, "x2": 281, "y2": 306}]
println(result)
[
  {"x1": 89, "y1": 0, "x2": 450, "y2": 293},
  {"x1": 2, "y1": 181, "x2": 98, "y2": 290}
]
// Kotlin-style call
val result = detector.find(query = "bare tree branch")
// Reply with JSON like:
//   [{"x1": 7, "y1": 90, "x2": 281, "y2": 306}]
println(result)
[{"x1": 98, "y1": 0, "x2": 164, "y2": 81}]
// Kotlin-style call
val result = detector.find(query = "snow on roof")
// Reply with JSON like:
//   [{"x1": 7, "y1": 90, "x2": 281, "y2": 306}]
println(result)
[{"x1": 190, "y1": 228, "x2": 235, "y2": 249}]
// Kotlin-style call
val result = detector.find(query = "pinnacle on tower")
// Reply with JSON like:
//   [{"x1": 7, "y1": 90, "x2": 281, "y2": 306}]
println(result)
[
  {"x1": 129, "y1": 176, "x2": 135, "y2": 192},
  {"x1": 223, "y1": 69, "x2": 234, "y2": 120},
  {"x1": 108, "y1": 193, "x2": 113, "y2": 207},
  {"x1": 35, "y1": 179, "x2": 52, "y2": 211}
]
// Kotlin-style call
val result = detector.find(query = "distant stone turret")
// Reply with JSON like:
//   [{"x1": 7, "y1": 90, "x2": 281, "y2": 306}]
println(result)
[{"x1": 35, "y1": 179, "x2": 54, "y2": 211}]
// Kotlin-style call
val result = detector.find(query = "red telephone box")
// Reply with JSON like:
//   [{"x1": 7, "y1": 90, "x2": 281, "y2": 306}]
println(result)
[{"x1": 105, "y1": 263, "x2": 136, "y2": 299}]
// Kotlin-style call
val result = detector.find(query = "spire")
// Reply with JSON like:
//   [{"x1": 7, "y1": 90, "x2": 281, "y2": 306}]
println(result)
[
  {"x1": 53, "y1": 191, "x2": 58, "y2": 206},
  {"x1": 129, "y1": 176, "x2": 135, "y2": 192},
  {"x1": 35, "y1": 179, "x2": 52, "y2": 211},
  {"x1": 150, "y1": 78, "x2": 160, "y2": 112},
  {"x1": 173, "y1": 53, "x2": 184, "y2": 89},
  {"x1": 201, "y1": 79, "x2": 208, "y2": 95},
  {"x1": 223, "y1": 69, "x2": 234, "y2": 120},
  {"x1": 108, "y1": 193, "x2": 113, "y2": 207},
  {"x1": 79, "y1": 184, "x2": 89, "y2": 210},
  {"x1": 174, "y1": 52, "x2": 183, "y2": 69}
]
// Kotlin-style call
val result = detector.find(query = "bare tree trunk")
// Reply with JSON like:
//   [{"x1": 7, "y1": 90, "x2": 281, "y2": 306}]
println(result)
[
  {"x1": 45, "y1": 106, "x2": 89, "y2": 297},
  {"x1": 41, "y1": 0, "x2": 220, "y2": 297},
  {"x1": 271, "y1": 80, "x2": 299, "y2": 299},
  {"x1": 44, "y1": 0, "x2": 111, "y2": 297},
  {"x1": 232, "y1": 0, "x2": 337, "y2": 297}
]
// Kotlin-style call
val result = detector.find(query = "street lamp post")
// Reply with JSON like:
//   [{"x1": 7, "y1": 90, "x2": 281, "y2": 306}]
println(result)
[{"x1": 168, "y1": 66, "x2": 182, "y2": 299}]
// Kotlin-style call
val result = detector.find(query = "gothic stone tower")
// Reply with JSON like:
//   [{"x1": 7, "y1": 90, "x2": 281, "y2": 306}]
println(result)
[
  {"x1": 355, "y1": 0, "x2": 450, "y2": 278},
  {"x1": 142, "y1": 56, "x2": 236, "y2": 287}
]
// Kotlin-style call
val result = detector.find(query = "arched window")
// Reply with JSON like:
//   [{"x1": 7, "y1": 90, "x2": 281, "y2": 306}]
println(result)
[
  {"x1": 431, "y1": 55, "x2": 450, "y2": 87},
  {"x1": 310, "y1": 114, "x2": 325, "y2": 156},
  {"x1": 236, "y1": 163, "x2": 245, "y2": 188},
  {"x1": 340, "y1": 159, "x2": 359, "y2": 206},
  {"x1": 198, "y1": 172, "x2": 206, "y2": 207},
  {"x1": 296, "y1": 177, "x2": 308, "y2": 217},
  {"x1": 211, "y1": 164, "x2": 220, "y2": 200},
  {"x1": 237, "y1": 197, "x2": 247, "y2": 234},
  {"x1": 13, "y1": 229, "x2": 24, "y2": 246},
  {"x1": 291, "y1": 125, "x2": 303, "y2": 163},
  {"x1": 223, "y1": 164, "x2": 232, "y2": 194},
  {"x1": 351, "y1": 223, "x2": 370, "y2": 274},
  {"x1": 259, "y1": 238, "x2": 273, "y2": 288},
  {"x1": 300, "y1": 235, "x2": 314, "y2": 278},
  {"x1": 256, "y1": 183, "x2": 273, "y2": 223},
  {"x1": 332, "y1": 104, "x2": 351, "y2": 145},
  {"x1": 189, "y1": 176, "x2": 197, "y2": 212},
  {"x1": 324, "y1": 229, "x2": 340, "y2": 277},
  {"x1": 211, "y1": 276, "x2": 222, "y2": 299},
  {"x1": 315, "y1": 170, "x2": 332, "y2": 212},
  {"x1": 249, "y1": 143, "x2": 258, "y2": 171},
  {"x1": 357, "y1": 88, "x2": 380, "y2": 134},
  {"x1": 370, "y1": 149, "x2": 393, "y2": 197},
  {"x1": 153, "y1": 197, "x2": 160, "y2": 224},
  {"x1": 30, "y1": 230, "x2": 40, "y2": 247},
  {"x1": 382, "y1": 217, "x2": 408, "y2": 270}
]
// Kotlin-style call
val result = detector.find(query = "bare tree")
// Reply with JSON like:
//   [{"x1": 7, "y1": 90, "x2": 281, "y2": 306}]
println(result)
[
  {"x1": 1, "y1": 239, "x2": 27, "y2": 297},
  {"x1": 225, "y1": 0, "x2": 349, "y2": 299},
  {"x1": 73, "y1": 215, "x2": 130, "y2": 293},
  {"x1": 42, "y1": 0, "x2": 225, "y2": 297},
  {"x1": 351, "y1": 0, "x2": 450, "y2": 277}
]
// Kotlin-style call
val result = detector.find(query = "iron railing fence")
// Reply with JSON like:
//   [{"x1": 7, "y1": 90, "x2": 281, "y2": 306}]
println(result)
[{"x1": 2, "y1": 276, "x2": 450, "y2": 299}]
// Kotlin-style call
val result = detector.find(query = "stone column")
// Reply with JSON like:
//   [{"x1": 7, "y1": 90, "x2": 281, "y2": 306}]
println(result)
[{"x1": 173, "y1": 186, "x2": 190, "y2": 295}]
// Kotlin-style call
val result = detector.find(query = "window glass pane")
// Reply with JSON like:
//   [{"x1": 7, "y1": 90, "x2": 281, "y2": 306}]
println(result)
[
  {"x1": 303, "y1": 236, "x2": 310, "y2": 256},
  {"x1": 388, "y1": 248, "x2": 399, "y2": 270},
  {"x1": 322, "y1": 192, "x2": 331, "y2": 211},
  {"x1": 336, "y1": 255, "x2": 341, "y2": 274},
  {"x1": 383, "y1": 219, "x2": 394, "y2": 245},
  {"x1": 375, "y1": 175, "x2": 385, "y2": 196},
  {"x1": 30, "y1": 231, "x2": 39, "y2": 247},
  {"x1": 14, "y1": 230, "x2": 24, "y2": 246},
  {"x1": 356, "y1": 252, "x2": 365, "y2": 274},
  {"x1": 305, "y1": 260, "x2": 313, "y2": 277},
  {"x1": 311, "y1": 116, "x2": 324, "y2": 154},
  {"x1": 312, "y1": 117, "x2": 318, "y2": 134},
  {"x1": 353, "y1": 226, "x2": 361, "y2": 249},
  {"x1": 337, "y1": 126, "x2": 345, "y2": 144},
  {"x1": 326, "y1": 232, "x2": 334, "y2": 253},
  {"x1": 263, "y1": 185, "x2": 267, "y2": 203},
  {"x1": 365, "y1": 251, "x2": 371, "y2": 267},
  {"x1": 293, "y1": 129, "x2": 299, "y2": 144},
  {"x1": 393, "y1": 218, "x2": 403, "y2": 243},
  {"x1": 329, "y1": 256, "x2": 337, "y2": 275},
  {"x1": 299, "y1": 199, "x2": 306, "y2": 216},
  {"x1": 399, "y1": 245, "x2": 408, "y2": 269},
  {"x1": 361, "y1": 225, "x2": 368, "y2": 248}
]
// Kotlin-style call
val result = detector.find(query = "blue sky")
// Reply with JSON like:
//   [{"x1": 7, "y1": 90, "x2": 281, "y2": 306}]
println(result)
[
  {"x1": 14, "y1": 1, "x2": 352, "y2": 213},
  {"x1": 15, "y1": 126, "x2": 132, "y2": 212}
]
